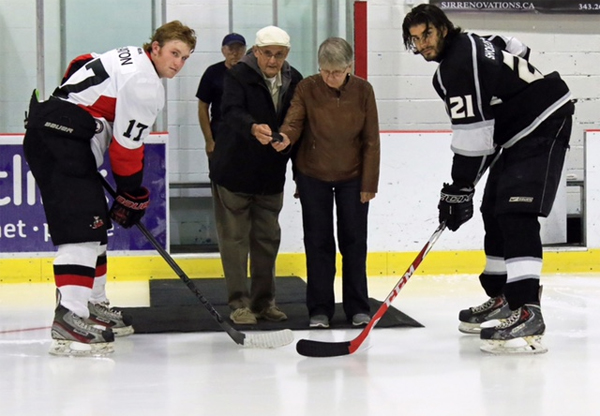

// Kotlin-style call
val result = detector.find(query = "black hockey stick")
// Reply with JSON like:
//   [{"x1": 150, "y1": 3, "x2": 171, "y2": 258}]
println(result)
[
  {"x1": 99, "y1": 174, "x2": 293, "y2": 349},
  {"x1": 296, "y1": 222, "x2": 446, "y2": 357}
]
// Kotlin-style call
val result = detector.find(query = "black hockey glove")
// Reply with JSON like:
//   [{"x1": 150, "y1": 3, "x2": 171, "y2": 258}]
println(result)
[
  {"x1": 438, "y1": 183, "x2": 474, "y2": 232},
  {"x1": 109, "y1": 187, "x2": 150, "y2": 229}
]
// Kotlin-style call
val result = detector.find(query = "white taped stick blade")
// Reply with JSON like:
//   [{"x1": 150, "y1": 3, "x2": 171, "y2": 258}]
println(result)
[
  {"x1": 243, "y1": 330, "x2": 294, "y2": 349},
  {"x1": 49, "y1": 339, "x2": 114, "y2": 357},
  {"x1": 480, "y1": 335, "x2": 548, "y2": 355}
]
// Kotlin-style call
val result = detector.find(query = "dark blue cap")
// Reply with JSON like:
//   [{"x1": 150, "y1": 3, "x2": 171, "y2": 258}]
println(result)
[{"x1": 222, "y1": 33, "x2": 246, "y2": 46}]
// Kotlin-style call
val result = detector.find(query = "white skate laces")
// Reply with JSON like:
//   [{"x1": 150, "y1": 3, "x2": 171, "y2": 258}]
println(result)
[{"x1": 87, "y1": 301, "x2": 134, "y2": 337}]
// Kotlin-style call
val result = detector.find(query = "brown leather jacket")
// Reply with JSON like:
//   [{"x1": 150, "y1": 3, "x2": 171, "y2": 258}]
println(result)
[{"x1": 280, "y1": 74, "x2": 380, "y2": 193}]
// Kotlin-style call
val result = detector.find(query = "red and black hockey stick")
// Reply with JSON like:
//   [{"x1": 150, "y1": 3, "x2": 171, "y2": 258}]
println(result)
[
  {"x1": 296, "y1": 222, "x2": 446, "y2": 357},
  {"x1": 100, "y1": 174, "x2": 293, "y2": 349}
]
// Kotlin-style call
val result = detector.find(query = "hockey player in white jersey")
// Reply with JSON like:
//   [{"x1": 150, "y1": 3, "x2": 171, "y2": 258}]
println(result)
[
  {"x1": 23, "y1": 21, "x2": 196, "y2": 356},
  {"x1": 402, "y1": 4, "x2": 574, "y2": 354}
]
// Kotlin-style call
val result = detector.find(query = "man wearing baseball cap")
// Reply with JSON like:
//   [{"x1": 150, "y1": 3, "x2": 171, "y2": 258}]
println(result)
[
  {"x1": 210, "y1": 26, "x2": 303, "y2": 325},
  {"x1": 196, "y1": 33, "x2": 247, "y2": 160}
]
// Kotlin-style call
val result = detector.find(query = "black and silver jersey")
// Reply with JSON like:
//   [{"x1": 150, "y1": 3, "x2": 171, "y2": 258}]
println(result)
[{"x1": 433, "y1": 32, "x2": 572, "y2": 187}]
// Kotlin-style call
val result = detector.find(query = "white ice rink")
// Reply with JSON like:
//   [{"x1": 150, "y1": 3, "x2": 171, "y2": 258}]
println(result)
[{"x1": 1, "y1": 274, "x2": 599, "y2": 416}]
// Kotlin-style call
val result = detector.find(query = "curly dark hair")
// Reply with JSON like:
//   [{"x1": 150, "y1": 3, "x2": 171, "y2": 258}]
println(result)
[{"x1": 402, "y1": 4, "x2": 462, "y2": 52}]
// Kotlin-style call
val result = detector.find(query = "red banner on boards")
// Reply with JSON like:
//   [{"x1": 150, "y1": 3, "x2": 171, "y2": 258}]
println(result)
[{"x1": 430, "y1": 1, "x2": 600, "y2": 13}]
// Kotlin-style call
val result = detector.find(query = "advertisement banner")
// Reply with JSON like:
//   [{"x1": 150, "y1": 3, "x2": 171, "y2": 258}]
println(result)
[
  {"x1": 0, "y1": 134, "x2": 168, "y2": 255},
  {"x1": 430, "y1": 1, "x2": 600, "y2": 13}
]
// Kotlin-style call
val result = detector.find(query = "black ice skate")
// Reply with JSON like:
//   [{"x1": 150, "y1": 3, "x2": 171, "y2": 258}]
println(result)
[
  {"x1": 480, "y1": 304, "x2": 547, "y2": 354},
  {"x1": 458, "y1": 295, "x2": 511, "y2": 334},
  {"x1": 88, "y1": 301, "x2": 134, "y2": 337},
  {"x1": 49, "y1": 303, "x2": 115, "y2": 357}
]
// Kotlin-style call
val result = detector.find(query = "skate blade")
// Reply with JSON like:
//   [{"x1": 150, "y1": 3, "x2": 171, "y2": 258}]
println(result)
[
  {"x1": 49, "y1": 339, "x2": 114, "y2": 357},
  {"x1": 89, "y1": 323, "x2": 134, "y2": 337},
  {"x1": 480, "y1": 335, "x2": 548, "y2": 355},
  {"x1": 458, "y1": 322, "x2": 481, "y2": 334},
  {"x1": 112, "y1": 326, "x2": 134, "y2": 337}
]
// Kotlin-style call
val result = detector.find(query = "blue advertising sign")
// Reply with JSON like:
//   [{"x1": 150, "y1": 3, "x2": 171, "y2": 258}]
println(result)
[{"x1": 0, "y1": 134, "x2": 168, "y2": 254}]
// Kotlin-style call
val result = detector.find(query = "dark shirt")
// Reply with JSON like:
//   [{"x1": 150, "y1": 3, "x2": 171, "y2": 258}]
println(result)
[{"x1": 196, "y1": 61, "x2": 228, "y2": 136}]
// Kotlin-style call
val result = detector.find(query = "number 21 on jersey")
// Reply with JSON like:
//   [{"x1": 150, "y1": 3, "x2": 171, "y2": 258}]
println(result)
[{"x1": 449, "y1": 95, "x2": 475, "y2": 119}]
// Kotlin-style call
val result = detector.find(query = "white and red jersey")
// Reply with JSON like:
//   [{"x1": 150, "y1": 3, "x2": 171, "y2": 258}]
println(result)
[{"x1": 53, "y1": 46, "x2": 164, "y2": 187}]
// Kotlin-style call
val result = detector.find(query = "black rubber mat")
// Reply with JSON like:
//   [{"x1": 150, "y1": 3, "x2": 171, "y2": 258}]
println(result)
[{"x1": 120, "y1": 277, "x2": 423, "y2": 333}]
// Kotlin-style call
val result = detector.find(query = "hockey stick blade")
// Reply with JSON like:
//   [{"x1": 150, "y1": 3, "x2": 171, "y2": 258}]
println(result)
[
  {"x1": 296, "y1": 223, "x2": 446, "y2": 357},
  {"x1": 99, "y1": 175, "x2": 293, "y2": 349},
  {"x1": 244, "y1": 329, "x2": 294, "y2": 349}
]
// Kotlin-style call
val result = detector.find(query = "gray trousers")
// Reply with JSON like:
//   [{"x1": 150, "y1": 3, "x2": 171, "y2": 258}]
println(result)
[{"x1": 211, "y1": 183, "x2": 283, "y2": 312}]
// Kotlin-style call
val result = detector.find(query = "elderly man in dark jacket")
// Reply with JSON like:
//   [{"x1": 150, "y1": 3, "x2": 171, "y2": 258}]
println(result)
[{"x1": 210, "y1": 25, "x2": 303, "y2": 325}]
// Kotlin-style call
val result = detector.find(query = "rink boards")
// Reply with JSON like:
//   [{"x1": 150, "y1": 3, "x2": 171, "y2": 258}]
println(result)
[{"x1": 1, "y1": 131, "x2": 600, "y2": 282}]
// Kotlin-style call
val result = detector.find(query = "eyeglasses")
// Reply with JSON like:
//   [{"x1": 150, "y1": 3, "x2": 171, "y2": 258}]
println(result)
[
  {"x1": 319, "y1": 66, "x2": 349, "y2": 78},
  {"x1": 258, "y1": 49, "x2": 286, "y2": 61},
  {"x1": 409, "y1": 27, "x2": 436, "y2": 52}
]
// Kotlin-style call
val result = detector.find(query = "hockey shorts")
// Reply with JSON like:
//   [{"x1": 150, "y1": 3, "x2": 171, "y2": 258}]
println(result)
[
  {"x1": 481, "y1": 116, "x2": 572, "y2": 217},
  {"x1": 23, "y1": 96, "x2": 109, "y2": 246}
]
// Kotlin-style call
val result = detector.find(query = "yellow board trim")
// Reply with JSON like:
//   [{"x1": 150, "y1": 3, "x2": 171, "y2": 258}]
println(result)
[{"x1": 1, "y1": 249, "x2": 599, "y2": 284}]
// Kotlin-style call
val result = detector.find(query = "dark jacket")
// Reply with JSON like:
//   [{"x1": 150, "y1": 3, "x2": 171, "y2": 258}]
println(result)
[{"x1": 209, "y1": 53, "x2": 303, "y2": 194}]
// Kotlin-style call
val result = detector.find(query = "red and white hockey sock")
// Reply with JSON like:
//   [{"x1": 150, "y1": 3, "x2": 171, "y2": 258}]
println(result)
[
  {"x1": 90, "y1": 243, "x2": 108, "y2": 304},
  {"x1": 54, "y1": 242, "x2": 100, "y2": 318}
]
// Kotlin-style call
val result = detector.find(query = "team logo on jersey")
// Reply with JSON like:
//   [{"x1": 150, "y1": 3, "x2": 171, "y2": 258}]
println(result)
[
  {"x1": 95, "y1": 119, "x2": 104, "y2": 134},
  {"x1": 482, "y1": 40, "x2": 496, "y2": 60},
  {"x1": 90, "y1": 216, "x2": 104, "y2": 229},
  {"x1": 509, "y1": 196, "x2": 534, "y2": 203}
]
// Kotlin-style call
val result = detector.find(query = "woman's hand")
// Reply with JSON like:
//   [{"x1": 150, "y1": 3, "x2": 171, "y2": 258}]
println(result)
[{"x1": 360, "y1": 192, "x2": 376, "y2": 203}]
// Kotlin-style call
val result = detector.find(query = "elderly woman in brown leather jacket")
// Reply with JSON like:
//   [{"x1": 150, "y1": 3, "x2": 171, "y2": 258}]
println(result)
[{"x1": 280, "y1": 37, "x2": 380, "y2": 328}]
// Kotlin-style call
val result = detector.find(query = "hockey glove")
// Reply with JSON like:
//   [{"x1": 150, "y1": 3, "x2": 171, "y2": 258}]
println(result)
[
  {"x1": 438, "y1": 183, "x2": 474, "y2": 231},
  {"x1": 109, "y1": 187, "x2": 150, "y2": 229}
]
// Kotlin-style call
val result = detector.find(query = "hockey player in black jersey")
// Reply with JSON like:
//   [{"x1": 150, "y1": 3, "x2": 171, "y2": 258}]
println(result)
[{"x1": 402, "y1": 4, "x2": 574, "y2": 354}]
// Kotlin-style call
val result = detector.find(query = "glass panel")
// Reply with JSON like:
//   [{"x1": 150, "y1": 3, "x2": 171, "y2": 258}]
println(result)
[
  {"x1": 276, "y1": 0, "x2": 316, "y2": 77},
  {"x1": 60, "y1": 0, "x2": 159, "y2": 127},
  {"x1": 0, "y1": 0, "x2": 156, "y2": 133},
  {"x1": 230, "y1": 0, "x2": 351, "y2": 79},
  {"x1": 63, "y1": 0, "x2": 154, "y2": 68},
  {"x1": 0, "y1": 0, "x2": 36, "y2": 133},
  {"x1": 231, "y1": 0, "x2": 273, "y2": 39}
]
